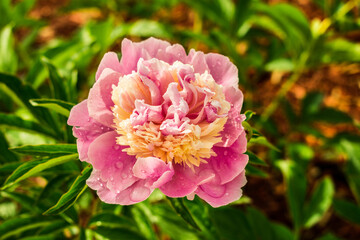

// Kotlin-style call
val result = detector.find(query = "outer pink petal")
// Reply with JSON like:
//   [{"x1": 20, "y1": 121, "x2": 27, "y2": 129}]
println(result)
[
  {"x1": 205, "y1": 145, "x2": 248, "y2": 185},
  {"x1": 120, "y1": 38, "x2": 171, "y2": 74},
  {"x1": 68, "y1": 100, "x2": 111, "y2": 161},
  {"x1": 88, "y1": 68, "x2": 121, "y2": 127},
  {"x1": 205, "y1": 53, "x2": 238, "y2": 89},
  {"x1": 195, "y1": 171, "x2": 247, "y2": 208},
  {"x1": 217, "y1": 86, "x2": 245, "y2": 147},
  {"x1": 87, "y1": 131, "x2": 138, "y2": 194},
  {"x1": 95, "y1": 52, "x2": 122, "y2": 81},
  {"x1": 159, "y1": 164, "x2": 199, "y2": 197}
]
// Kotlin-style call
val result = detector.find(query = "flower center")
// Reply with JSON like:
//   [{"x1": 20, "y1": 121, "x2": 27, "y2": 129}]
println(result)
[{"x1": 111, "y1": 60, "x2": 230, "y2": 168}]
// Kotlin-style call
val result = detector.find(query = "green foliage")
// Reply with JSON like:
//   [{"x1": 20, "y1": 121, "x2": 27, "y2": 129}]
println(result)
[{"x1": 0, "y1": 0, "x2": 358, "y2": 239}]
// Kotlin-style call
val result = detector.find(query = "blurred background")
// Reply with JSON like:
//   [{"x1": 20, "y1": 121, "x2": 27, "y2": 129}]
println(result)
[{"x1": 0, "y1": 0, "x2": 359, "y2": 239}]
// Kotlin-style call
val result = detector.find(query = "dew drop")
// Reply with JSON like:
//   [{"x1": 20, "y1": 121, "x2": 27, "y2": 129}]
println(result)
[
  {"x1": 121, "y1": 173, "x2": 128, "y2": 178},
  {"x1": 115, "y1": 162, "x2": 123, "y2": 169},
  {"x1": 224, "y1": 150, "x2": 228, "y2": 156},
  {"x1": 113, "y1": 145, "x2": 120, "y2": 150}
]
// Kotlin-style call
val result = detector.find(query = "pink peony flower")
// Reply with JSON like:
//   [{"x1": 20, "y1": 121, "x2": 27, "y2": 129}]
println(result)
[{"x1": 68, "y1": 38, "x2": 248, "y2": 207}]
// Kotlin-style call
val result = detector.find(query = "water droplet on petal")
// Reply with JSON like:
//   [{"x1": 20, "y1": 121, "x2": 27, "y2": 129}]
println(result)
[
  {"x1": 115, "y1": 162, "x2": 123, "y2": 169},
  {"x1": 121, "y1": 173, "x2": 127, "y2": 178},
  {"x1": 224, "y1": 151, "x2": 228, "y2": 156},
  {"x1": 113, "y1": 145, "x2": 120, "y2": 150}
]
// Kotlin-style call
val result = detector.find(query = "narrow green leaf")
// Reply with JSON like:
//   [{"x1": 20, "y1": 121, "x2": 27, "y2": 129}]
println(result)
[
  {"x1": 246, "y1": 151, "x2": 268, "y2": 166},
  {"x1": 88, "y1": 213, "x2": 136, "y2": 230},
  {"x1": 0, "y1": 216, "x2": 56, "y2": 240},
  {"x1": 0, "y1": 113, "x2": 56, "y2": 138},
  {"x1": 10, "y1": 144, "x2": 77, "y2": 156},
  {"x1": 303, "y1": 177, "x2": 335, "y2": 228},
  {"x1": 41, "y1": 57, "x2": 68, "y2": 101},
  {"x1": 250, "y1": 136, "x2": 280, "y2": 151},
  {"x1": 0, "y1": 73, "x2": 59, "y2": 134},
  {"x1": 44, "y1": 165, "x2": 92, "y2": 215},
  {"x1": 245, "y1": 164, "x2": 268, "y2": 178},
  {"x1": 92, "y1": 226, "x2": 146, "y2": 240},
  {"x1": 276, "y1": 160, "x2": 307, "y2": 230},
  {"x1": 0, "y1": 130, "x2": 18, "y2": 163},
  {"x1": 0, "y1": 24, "x2": 17, "y2": 74},
  {"x1": 167, "y1": 197, "x2": 201, "y2": 231},
  {"x1": 311, "y1": 107, "x2": 353, "y2": 124},
  {"x1": 30, "y1": 98, "x2": 74, "y2": 117},
  {"x1": 333, "y1": 199, "x2": 360, "y2": 224},
  {"x1": 2, "y1": 153, "x2": 78, "y2": 190}
]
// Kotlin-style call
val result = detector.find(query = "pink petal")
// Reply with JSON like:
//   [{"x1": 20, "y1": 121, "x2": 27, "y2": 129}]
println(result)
[
  {"x1": 205, "y1": 53, "x2": 238, "y2": 89},
  {"x1": 195, "y1": 171, "x2": 247, "y2": 208},
  {"x1": 160, "y1": 164, "x2": 199, "y2": 197},
  {"x1": 120, "y1": 38, "x2": 171, "y2": 74},
  {"x1": 88, "y1": 68, "x2": 121, "y2": 127},
  {"x1": 186, "y1": 49, "x2": 210, "y2": 74},
  {"x1": 132, "y1": 157, "x2": 174, "y2": 188},
  {"x1": 87, "y1": 131, "x2": 138, "y2": 194},
  {"x1": 68, "y1": 100, "x2": 111, "y2": 161},
  {"x1": 95, "y1": 52, "x2": 122, "y2": 81},
  {"x1": 217, "y1": 86, "x2": 245, "y2": 147}
]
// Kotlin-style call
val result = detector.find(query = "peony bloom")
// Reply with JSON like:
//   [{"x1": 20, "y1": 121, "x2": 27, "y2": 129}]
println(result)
[{"x1": 67, "y1": 38, "x2": 248, "y2": 207}]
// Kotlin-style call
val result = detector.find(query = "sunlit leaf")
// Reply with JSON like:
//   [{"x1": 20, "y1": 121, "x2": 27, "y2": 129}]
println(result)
[{"x1": 44, "y1": 165, "x2": 92, "y2": 215}]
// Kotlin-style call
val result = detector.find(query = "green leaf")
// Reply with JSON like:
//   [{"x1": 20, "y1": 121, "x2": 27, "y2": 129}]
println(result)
[
  {"x1": 0, "y1": 216, "x2": 56, "y2": 240},
  {"x1": 132, "y1": 205, "x2": 157, "y2": 240},
  {"x1": 44, "y1": 164, "x2": 92, "y2": 215},
  {"x1": 0, "y1": 73, "x2": 59, "y2": 134},
  {"x1": 10, "y1": 144, "x2": 77, "y2": 156},
  {"x1": 265, "y1": 58, "x2": 294, "y2": 72},
  {"x1": 30, "y1": 99, "x2": 74, "y2": 117},
  {"x1": 88, "y1": 213, "x2": 136, "y2": 230},
  {"x1": 130, "y1": 20, "x2": 171, "y2": 38},
  {"x1": 0, "y1": 24, "x2": 17, "y2": 74},
  {"x1": 311, "y1": 107, "x2": 353, "y2": 124},
  {"x1": 167, "y1": 197, "x2": 201, "y2": 231},
  {"x1": 0, "y1": 113, "x2": 56, "y2": 138},
  {"x1": 246, "y1": 151, "x2": 268, "y2": 166},
  {"x1": 151, "y1": 203, "x2": 200, "y2": 240},
  {"x1": 0, "y1": 130, "x2": 18, "y2": 163},
  {"x1": 333, "y1": 199, "x2": 360, "y2": 224},
  {"x1": 276, "y1": 160, "x2": 307, "y2": 230},
  {"x1": 92, "y1": 226, "x2": 146, "y2": 240},
  {"x1": 245, "y1": 164, "x2": 268, "y2": 178},
  {"x1": 41, "y1": 57, "x2": 68, "y2": 101},
  {"x1": 303, "y1": 177, "x2": 335, "y2": 228},
  {"x1": 271, "y1": 223, "x2": 295, "y2": 240},
  {"x1": 301, "y1": 92, "x2": 324, "y2": 117},
  {"x1": 244, "y1": 110, "x2": 256, "y2": 121},
  {"x1": 249, "y1": 136, "x2": 280, "y2": 151},
  {"x1": 2, "y1": 153, "x2": 78, "y2": 190}
]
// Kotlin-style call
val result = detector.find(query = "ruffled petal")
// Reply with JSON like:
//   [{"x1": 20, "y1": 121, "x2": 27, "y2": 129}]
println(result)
[
  {"x1": 195, "y1": 171, "x2": 247, "y2": 208},
  {"x1": 120, "y1": 38, "x2": 171, "y2": 74},
  {"x1": 132, "y1": 157, "x2": 174, "y2": 188},
  {"x1": 88, "y1": 68, "x2": 121, "y2": 127},
  {"x1": 186, "y1": 49, "x2": 209, "y2": 74},
  {"x1": 95, "y1": 52, "x2": 122, "y2": 81},
  {"x1": 217, "y1": 86, "x2": 245, "y2": 147},
  {"x1": 205, "y1": 53, "x2": 238, "y2": 89}
]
